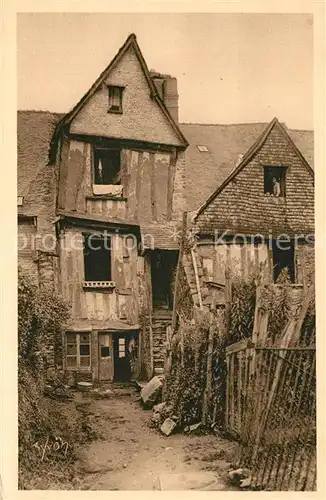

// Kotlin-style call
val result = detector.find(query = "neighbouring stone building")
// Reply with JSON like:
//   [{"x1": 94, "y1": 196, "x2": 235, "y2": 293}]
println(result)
[
  {"x1": 18, "y1": 34, "x2": 314, "y2": 383},
  {"x1": 185, "y1": 118, "x2": 314, "y2": 311}
]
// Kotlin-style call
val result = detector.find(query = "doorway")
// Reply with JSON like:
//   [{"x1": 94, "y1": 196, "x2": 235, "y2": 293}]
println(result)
[
  {"x1": 99, "y1": 333, "x2": 113, "y2": 381},
  {"x1": 113, "y1": 332, "x2": 139, "y2": 382},
  {"x1": 150, "y1": 250, "x2": 178, "y2": 310}
]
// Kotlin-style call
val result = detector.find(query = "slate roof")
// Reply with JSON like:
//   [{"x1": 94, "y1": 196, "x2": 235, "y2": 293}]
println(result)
[
  {"x1": 17, "y1": 110, "x2": 63, "y2": 198},
  {"x1": 17, "y1": 111, "x2": 314, "y2": 220},
  {"x1": 141, "y1": 224, "x2": 180, "y2": 250},
  {"x1": 180, "y1": 122, "x2": 314, "y2": 212}
]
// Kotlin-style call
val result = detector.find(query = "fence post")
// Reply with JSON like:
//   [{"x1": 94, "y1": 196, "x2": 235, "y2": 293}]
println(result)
[
  {"x1": 202, "y1": 314, "x2": 214, "y2": 425},
  {"x1": 171, "y1": 211, "x2": 187, "y2": 331}
]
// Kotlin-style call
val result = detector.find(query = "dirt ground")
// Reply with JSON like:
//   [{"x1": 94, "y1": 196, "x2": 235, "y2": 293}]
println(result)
[{"x1": 66, "y1": 383, "x2": 238, "y2": 490}]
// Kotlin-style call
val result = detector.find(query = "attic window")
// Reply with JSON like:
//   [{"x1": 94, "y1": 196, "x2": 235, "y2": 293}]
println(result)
[
  {"x1": 108, "y1": 86, "x2": 124, "y2": 114},
  {"x1": 94, "y1": 148, "x2": 121, "y2": 185},
  {"x1": 197, "y1": 145, "x2": 209, "y2": 152},
  {"x1": 264, "y1": 166, "x2": 287, "y2": 197}
]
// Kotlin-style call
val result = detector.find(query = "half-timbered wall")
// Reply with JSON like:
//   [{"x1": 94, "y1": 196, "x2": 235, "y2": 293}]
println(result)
[
  {"x1": 195, "y1": 241, "x2": 314, "y2": 288},
  {"x1": 57, "y1": 140, "x2": 186, "y2": 223},
  {"x1": 59, "y1": 227, "x2": 139, "y2": 328}
]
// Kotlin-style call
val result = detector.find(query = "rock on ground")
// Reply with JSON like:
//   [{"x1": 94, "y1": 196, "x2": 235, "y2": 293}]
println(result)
[{"x1": 140, "y1": 376, "x2": 163, "y2": 408}]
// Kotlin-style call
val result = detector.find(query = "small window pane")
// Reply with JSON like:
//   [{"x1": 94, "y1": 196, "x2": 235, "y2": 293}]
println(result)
[
  {"x1": 80, "y1": 334, "x2": 90, "y2": 344},
  {"x1": 67, "y1": 344, "x2": 77, "y2": 355},
  {"x1": 66, "y1": 333, "x2": 77, "y2": 343},
  {"x1": 66, "y1": 356, "x2": 77, "y2": 367},
  {"x1": 80, "y1": 356, "x2": 90, "y2": 367},
  {"x1": 80, "y1": 344, "x2": 90, "y2": 356},
  {"x1": 119, "y1": 338, "x2": 125, "y2": 346},
  {"x1": 101, "y1": 346, "x2": 110, "y2": 357}
]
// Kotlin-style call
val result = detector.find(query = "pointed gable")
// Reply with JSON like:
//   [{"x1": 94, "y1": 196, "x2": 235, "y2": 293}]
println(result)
[
  {"x1": 194, "y1": 118, "x2": 314, "y2": 236},
  {"x1": 54, "y1": 34, "x2": 187, "y2": 149}
]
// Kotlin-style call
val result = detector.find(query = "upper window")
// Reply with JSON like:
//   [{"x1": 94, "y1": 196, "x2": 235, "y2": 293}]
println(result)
[
  {"x1": 264, "y1": 166, "x2": 287, "y2": 197},
  {"x1": 108, "y1": 85, "x2": 124, "y2": 114},
  {"x1": 83, "y1": 234, "x2": 112, "y2": 282},
  {"x1": 94, "y1": 148, "x2": 121, "y2": 185}
]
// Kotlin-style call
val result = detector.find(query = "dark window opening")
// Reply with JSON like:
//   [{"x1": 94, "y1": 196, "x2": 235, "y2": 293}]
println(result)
[
  {"x1": 94, "y1": 148, "x2": 121, "y2": 185},
  {"x1": 264, "y1": 166, "x2": 287, "y2": 197},
  {"x1": 272, "y1": 240, "x2": 295, "y2": 283},
  {"x1": 101, "y1": 346, "x2": 110, "y2": 357},
  {"x1": 83, "y1": 235, "x2": 111, "y2": 281},
  {"x1": 108, "y1": 86, "x2": 123, "y2": 113}
]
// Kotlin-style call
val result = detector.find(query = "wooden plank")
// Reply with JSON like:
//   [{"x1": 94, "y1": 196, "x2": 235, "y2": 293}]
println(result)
[
  {"x1": 102, "y1": 292, "x2": 111, "y2": 320},
  {"x1": 127, "y1": 151, "x2": 138, "y2": 219},
  {"x1": 123, "y1": 149, "x2": 131, "y2": 217},
  {"x1": 134, "y1": 151, "x2": 143, "y2": 220},
  {"x1": 65, "y1": 141, "x2": 86, "y2": 212},
  {"x1": 226, "y1": 338, "x2": 249, "y2": 355},
  {"x1": 254, "y1": 244, "x2": 260, "y2": 275},
  {"x1": 112, "y1": 234, "x2": 125, "y2": 289},
  {"x1": 149, "y1": 152, "x2": 157, "y2": 221},
  {"x1": 167, "y1": 149, "x2": 177, "y2": 221},
  {"x1": 85, "y1": 292, "x2": 96, "y2": 320},
  {"x1": 229, "y1": 353, "x2": 235, "y2": 429},
  {"x1": 225, "y1": 353, "x2": 230, "y2": 428},
  {"x1": 154, "y1": 153, "x2": 169, "y2": 221},
  {"x1": 171, "y1": 211, "x2": 187, "y2": 330},
  {"x1": 237, "y1": 351, "x2": 243, "y2": 431},
  {"x1": 57, "y1": 139, "x2": 70, "y2": 210},
  {"x1": 95, "y1": 293, "x2": 104, "y2": 320},
  {"x1": 202, "y1": 317, "x2": 214, "y2": 425},
  {"x1": 75, "y1": 141, "x2": 88, "y2": 212},
  {"x1": 191, "y1": 246, "x2": 203, "y2": 310},
  {"x1": 240, "y1": 245, "x2": 246, "y2": 280}
]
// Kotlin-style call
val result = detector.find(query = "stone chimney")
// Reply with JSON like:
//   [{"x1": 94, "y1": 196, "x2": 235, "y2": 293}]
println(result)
[{"x1": 150, "y1": 70, "x2": 179, "y2": 124}]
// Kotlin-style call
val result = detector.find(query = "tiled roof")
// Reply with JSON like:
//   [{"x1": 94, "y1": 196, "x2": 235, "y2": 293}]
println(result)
[
  {"x1": 141, "y1": 224, "x2": 180, "y2": 250},
  {"x1": 180, "y1": 122, "x2": 314, "y2": 212},
  {"x1": 17, "y1": 110, "x2": 64, "y2": 223}
]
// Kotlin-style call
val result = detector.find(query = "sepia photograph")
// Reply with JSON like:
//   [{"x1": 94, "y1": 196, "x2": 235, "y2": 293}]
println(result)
[{"x1": 12, "y1": 8, "x2": 320, "y2": 492}]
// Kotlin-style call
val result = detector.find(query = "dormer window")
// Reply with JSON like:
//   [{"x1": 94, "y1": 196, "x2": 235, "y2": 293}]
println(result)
[
  {"x1": 108, "y1": 85, "x2": 124, "y2": 114},
  {"x1": 264, "y1": 166, "x2": 287, "y2": 197}
]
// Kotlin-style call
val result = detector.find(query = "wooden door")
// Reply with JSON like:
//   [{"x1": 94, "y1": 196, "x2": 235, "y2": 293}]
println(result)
[{"x1": 99, "y1": 333, "x2": 113, "y2": 381}]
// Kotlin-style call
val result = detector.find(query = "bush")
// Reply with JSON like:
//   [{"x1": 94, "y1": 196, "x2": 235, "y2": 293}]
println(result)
[{"x1": 18, "y1": 270, "x2": 74, "y2": 488}]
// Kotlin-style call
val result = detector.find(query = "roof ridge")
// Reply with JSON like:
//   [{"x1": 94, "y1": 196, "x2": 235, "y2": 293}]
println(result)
[{"x1": 180, "y1": 121, "x2": 270, "y2": 127}]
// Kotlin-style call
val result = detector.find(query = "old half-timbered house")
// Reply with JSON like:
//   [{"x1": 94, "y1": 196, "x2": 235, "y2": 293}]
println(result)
[
  {"x1": 186, "y1": 117, "x2": 314, "y2": 310},
  {"x1": 18, "y1": 34, "x2": 188, "y2": 384}
]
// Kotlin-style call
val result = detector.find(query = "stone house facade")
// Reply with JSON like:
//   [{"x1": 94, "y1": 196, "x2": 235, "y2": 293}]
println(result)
[{"x1": 187, "y1": 118, "x2": 314, "y2": 311}]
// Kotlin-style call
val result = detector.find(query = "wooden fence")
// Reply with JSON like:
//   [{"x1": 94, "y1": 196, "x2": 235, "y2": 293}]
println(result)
[{"x1": 225, "y1": 285, "x2": 316, "y2": 490}]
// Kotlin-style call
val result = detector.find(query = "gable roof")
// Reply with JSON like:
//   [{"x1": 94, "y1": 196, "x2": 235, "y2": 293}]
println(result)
[
  {"x1": 49, "y1": 34, "x2": 188, "y2": 162},
  {"x1": 180, "y1": 119, "x2": 314, "y2": 216}
]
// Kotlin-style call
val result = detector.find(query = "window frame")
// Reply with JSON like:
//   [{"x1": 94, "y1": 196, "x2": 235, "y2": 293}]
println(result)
[
  {"x1": 83, "y1": 233, "x2": 112, "y2": 284},
  {"x1": 65, "y1": 332, "x2": 91, "y2": 370},
  {"x1": 107, "y1": 85, "x2": 124, "y2": 114},
  {"x1": 263, "y1": 166, "x2": 287, "y2": 198},
  {"x1": 92, "y1": 147, "x2": 121, "y2": 186}
]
